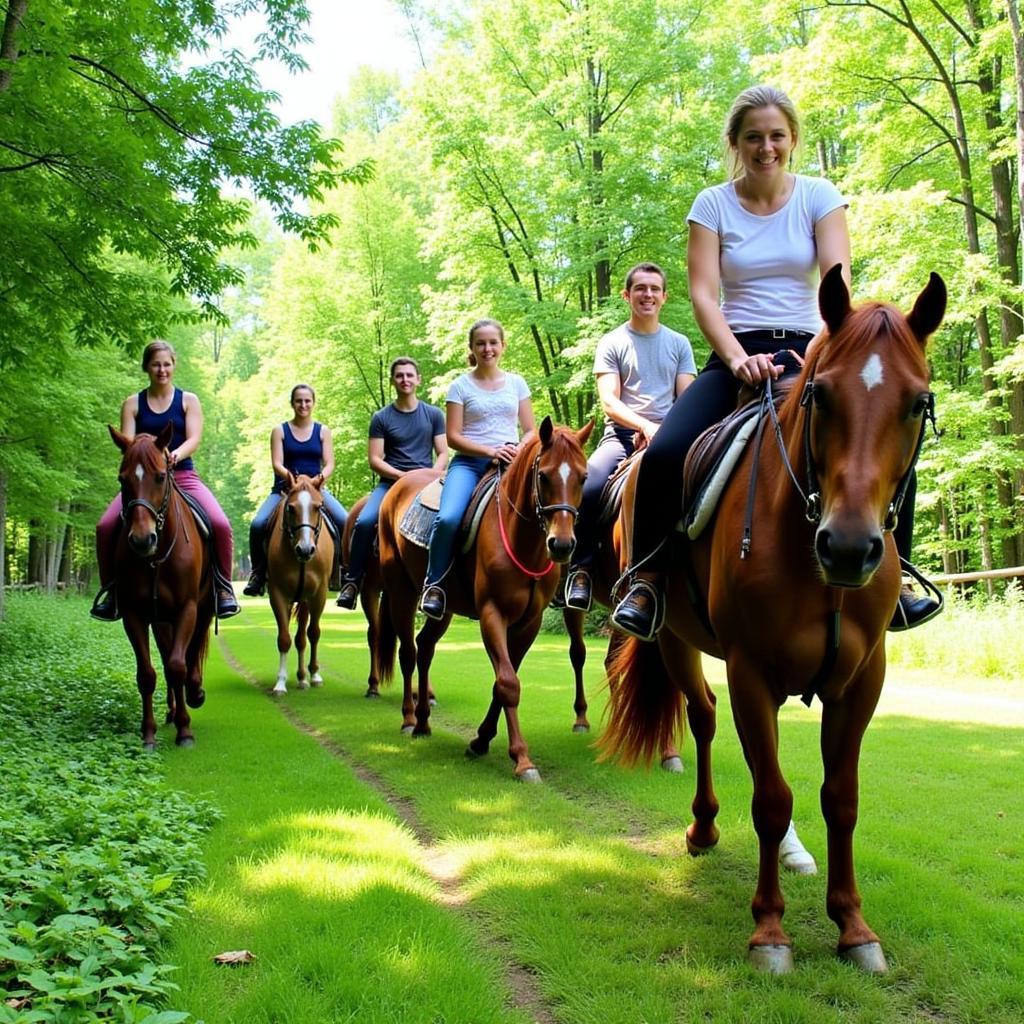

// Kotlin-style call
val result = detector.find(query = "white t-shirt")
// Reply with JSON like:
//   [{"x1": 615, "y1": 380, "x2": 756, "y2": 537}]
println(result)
[
  {"x1": 687, "y1": 175, "x2": 847, "y2": 334},
  {"x1": 446, "y1": 371, "x2": 531, "y2": 448},
  {"x1": 593, "y1": 323, "x2": 696, "y2": 439}
]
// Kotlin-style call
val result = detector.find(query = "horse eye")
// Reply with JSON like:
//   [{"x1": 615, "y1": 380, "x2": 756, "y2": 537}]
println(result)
[
  {"x1": 910, "y1": 394, "x2": 930, "y2": 418},
  {"x1": 811, "y1": 385, "x2": 830, "y2": 412},
  {"x1": 537, "y1": 471, "x2": 549, "y2": 487},
  {"x1": 155, "y1": 473, "x2": 165, "y2": 484}
]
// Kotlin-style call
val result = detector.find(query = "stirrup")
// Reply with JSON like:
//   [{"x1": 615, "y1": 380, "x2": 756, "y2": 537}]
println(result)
[
  {"x1": 336, "y1": 579, "x2": 359, "y2": 610},
  {"x1": 418, "y1": 584, "x2": 446, "y2": 621},
  {"x1": 564, "y1": 567, "x2": 593, "y2": 611},
  {"x1": 610, "y1": 578, "x2": 665, "y2": 642},
  {"x1": 89, "y1": 583, "x2": 120, "y2": 622},
  {"x1": 888, "y1": 559, "x2": 944, "y2": 632}
]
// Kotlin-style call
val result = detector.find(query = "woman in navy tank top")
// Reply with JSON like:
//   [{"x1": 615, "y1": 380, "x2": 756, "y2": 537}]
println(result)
[
  {"x1": 242, "y1": 384, "x2": 348, "y2": 597},
  {"x1": 92, "y1": 340, "x2": 240, "y2": 620}
]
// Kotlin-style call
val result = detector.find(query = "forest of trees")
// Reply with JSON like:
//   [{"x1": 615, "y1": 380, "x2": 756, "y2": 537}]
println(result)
[{"x1": 3, "y1": 0, "x2": 1024, "y2": 617}]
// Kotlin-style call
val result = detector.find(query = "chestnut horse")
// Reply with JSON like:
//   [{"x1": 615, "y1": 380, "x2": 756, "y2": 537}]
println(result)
[
  {"x1": 601, "y1": 267, "x2": 945, "y2": 972},
  {"x1": 376, "y1": 416, "x2": 593, "y2": 780},
  {"x1": 266, "y1": 473, "x2": 332, "y2": 695},
  {"x1": 559, "y1": 458, "x2": 684, "y2": 771},
  {"x1": 110, "y1": 423, "x2": 213, "y2": 749}
]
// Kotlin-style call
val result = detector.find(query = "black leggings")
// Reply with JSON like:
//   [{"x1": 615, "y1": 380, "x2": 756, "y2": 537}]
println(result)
[{"x1": 629, "y1": 339, "x2": 920, "y2": 569}]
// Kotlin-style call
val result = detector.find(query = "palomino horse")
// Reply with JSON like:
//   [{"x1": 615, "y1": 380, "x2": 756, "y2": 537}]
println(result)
[
  {"x1": 110, "y1": 423, "x2": 213, "y2": 749},
  {"x1": 559, "y1": 458, "x2": 684, "y2": 771},
  {"x1": 601, "y1": 266, "x2": 945, "y2": 972},
  {"x1": 376, "y1": 416, "x2": 593, "y2": 780},
  {"x1": 266, "y1": 473, "x2": 332, "y2": 695}
]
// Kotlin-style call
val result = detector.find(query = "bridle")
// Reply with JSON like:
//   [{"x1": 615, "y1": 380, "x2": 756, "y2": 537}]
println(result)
[
  {"x1": 280, "y1": 487, "x2": 325, "y2": 561},
  {"x1": 121, "y1": 452, "x2": 174, "y2": 537},
  {"x1": 496, "y1": 448, "x2": 583, "y2": 579}
]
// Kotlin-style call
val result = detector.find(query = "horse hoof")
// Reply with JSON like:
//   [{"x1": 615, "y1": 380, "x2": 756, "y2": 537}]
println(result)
[
  {"x1": 839, "y1": 942, "x2": 887, "y2": 974},
  {"x1": 465, "y1": 744, "x2": 484, "y2": 760},
  {"x1": 661, "y1": 755, "x2": 684, "y2": 774},
  {"x1": 684, "y1": 828, "x2": 717, "y2": 857},
  {"x1": 748, "y1": 944, "x2": 794, "y2": 974},
  {"x1": 297, "y1": 679, "x2": 310, "y2": 690},
  {"x1": 310, "y1": 676, "x2": 323, "y2": 688},
  {"x1": 517, "y1": 768, "x2": 542, "y2": 784},
  {"x1": 428, "y1": 697, "x2": 437, "y2": 707},
  {"x1": 401, "y1": 725, "x2": 415, "y2": 736},
  {"x1": 572, "y1": 723, "x2": 590, "y2": 734},
  {"x1": 365, "y1": 687, "x2": 380, "y2": 699},
  {"x1": 143, "y1": 741, "x2": 157, "y2": 753},
  {"x1": 176, "y1": 736, "x2": 195, "y2": 748},
  {"x1": 186, "y1": 688, "x2": 205, "y2": 709},
  {"x1": 272, "y1": 687, "x2": 286, "y2": 697}
]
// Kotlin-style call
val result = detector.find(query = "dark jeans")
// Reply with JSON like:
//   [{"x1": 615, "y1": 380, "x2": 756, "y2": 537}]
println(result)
[{"x1": 571, "y1": 426, "x2": 635, "y2": 569}]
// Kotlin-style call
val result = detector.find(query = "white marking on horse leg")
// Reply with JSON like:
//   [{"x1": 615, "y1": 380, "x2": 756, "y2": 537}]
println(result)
[
  {"x1": 135, "y1": 464, "x2": 144, "y2": 481},
  {"x1": 273, "y1": 651, "x2": 288, "y2": 693},
  {"x1": 860, "y1": 353, "x2": 884, "y2": 391},
  {"x1": 558, "y1": 461, "x2": 570, "y2": 484}
]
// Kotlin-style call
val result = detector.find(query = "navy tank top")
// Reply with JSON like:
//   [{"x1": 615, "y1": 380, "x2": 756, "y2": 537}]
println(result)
[
  {"x1": 273, "y1": 421, "x2": 323, "y2": 493},
  {"x1": 136, "y1": 388, "x2": 193, "y2": 471}
]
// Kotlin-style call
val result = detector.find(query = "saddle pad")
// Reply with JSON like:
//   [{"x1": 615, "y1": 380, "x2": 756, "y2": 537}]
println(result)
[
  {"x1": 398, "y1": 472, "x2": 500, "y2": 551},
  {"x1": 177, "y1": 487, "x2": 211, "y2": 539}
]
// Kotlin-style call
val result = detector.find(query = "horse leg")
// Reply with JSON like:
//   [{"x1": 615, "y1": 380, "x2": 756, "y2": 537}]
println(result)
[
  {"x1": 820, "y1": 660, "x2": 887, "y2": 973},
  {"x1": 295, "y1": 602, "x2": 310, "y2": 689},
  {"x1": 727, "y1": 655, "x2": 793, "y2": 972},
  {"x1": 165, "y1": 603, "x2": 198, "y2": 747},
  {"x1": 307, "y1": 605, "x2": 324, "y2": 687},
  {"x1": 565, "y1": 608, "x2": 589, "y2": 732},
  {"x1": 660, "y1": 635, "x2": 718, "y2": 851},
  {"x1": 124, "y1": 615, "x2": 159, "y2": 750},
  {"x1": 152, "y1": 622, "x2": 175, "y2": 725},
  {"x1": 185, "y1": 606, "x2": 212, "y2": 709},
  {"x1": 474, "y1": 605, "x2": 539, "y2": 781},
  {"x1": 266, "y1": 595, "x2": 289, "y2": 695},
  {"x1": 363, "y1": 587, "x2": 380, "y2": 697},
  {"x1": 390, "y1": 591, "x2": 418, "y2": 733},
  {"x1": 411, "y1": 615, "x2": 450, "y2": 737}
]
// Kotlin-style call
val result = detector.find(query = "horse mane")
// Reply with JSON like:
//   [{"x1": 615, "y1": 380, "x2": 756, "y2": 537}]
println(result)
[
  {"x1": 779, "y1": 300, "x2": 925, "y2": 420},
  {"x1": 501, "y1": 424, "x2": 579, "y2": 496}
]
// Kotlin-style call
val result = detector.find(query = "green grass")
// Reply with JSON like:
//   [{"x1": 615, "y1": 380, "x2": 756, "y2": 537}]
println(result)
[{"x1": 156, "y1": 598, "x2": 1022, "y2": 1023}]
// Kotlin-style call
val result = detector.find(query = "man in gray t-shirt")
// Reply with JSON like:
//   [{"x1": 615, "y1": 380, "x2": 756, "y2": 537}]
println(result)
[
  {"x1": 564, "y1": 263, "x2": 696, "y2": 611},
  {"x1": 336, "y1": 357, "x2": 448, "y2": 609}
]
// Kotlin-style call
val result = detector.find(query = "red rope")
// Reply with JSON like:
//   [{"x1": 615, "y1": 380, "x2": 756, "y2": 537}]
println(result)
[{"x1": 495, "y1": 484, "x2": 554, "y2": 579}]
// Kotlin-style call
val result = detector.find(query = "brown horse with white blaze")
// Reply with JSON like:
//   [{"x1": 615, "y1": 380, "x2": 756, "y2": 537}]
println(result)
[
  {"x1": 376, "y1": 416, "x2": 593, "y2": 780},
  {"x1": 266, "y1": 473, "x2": 332, "y2": 695},
  {"x1": 110, "y1": 422, "x2": 213, "y2": 749},
  {"x1": 601, "y1": 266, "x2": 945, "y2": 972}
]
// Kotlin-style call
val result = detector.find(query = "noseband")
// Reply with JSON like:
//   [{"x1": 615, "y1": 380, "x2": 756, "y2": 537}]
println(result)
[
  {"x1": 281, "y1": 489, "x2": 324, "y2": 558},
  {"x1": 121, "y1": 453, "x2": 173, "y2": 535}
]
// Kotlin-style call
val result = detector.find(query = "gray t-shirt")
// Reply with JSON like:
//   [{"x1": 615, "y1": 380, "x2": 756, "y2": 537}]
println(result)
[
  {"x1": 369, "y1": 401, "x2": 445, "y2": 476},
  {"x1": 593, "y1": 323, "x2": 696, "y2": 438}
]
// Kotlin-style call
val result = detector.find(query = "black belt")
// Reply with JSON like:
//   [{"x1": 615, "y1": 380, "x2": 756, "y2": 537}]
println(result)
[{"x1": 734, "y1": 329, "x2": 814, "y2": 342}]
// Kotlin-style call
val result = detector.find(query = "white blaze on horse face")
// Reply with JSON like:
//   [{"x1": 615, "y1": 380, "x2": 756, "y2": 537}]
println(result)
[
  {"x1": 558, "y1": 462, "x2": 570, "y2": 485},
  {"x1": 135, "y1": 464, "x2": 145, "y2": 481},
  {"x1": 297, "y1": 490, "x2": 312, "y2": 520},
  {"x1": 860, "y1": 353, "x2": 884, "y2": 391}
]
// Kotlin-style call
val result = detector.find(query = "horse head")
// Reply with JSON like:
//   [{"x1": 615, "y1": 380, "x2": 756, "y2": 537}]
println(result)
[
  {"x1": 282, "y1": 472, "x2": 325, "y2": 562},
  {"x1": 807, "y1": 265, "x2": 945, "y2": 587},
  {"x1": 508, "y1": 415, "x2": 594, "y2": 563},
  {"x1": 110, "y1": 421, "x2": 175, "y2": 559}
]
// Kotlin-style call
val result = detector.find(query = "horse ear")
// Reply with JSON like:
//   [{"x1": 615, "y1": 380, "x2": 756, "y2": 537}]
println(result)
[
  {"x1": 287, "y1": 470, "x2": 298, "y2": 490},
  {"x1": 907, "y1": 272, "x2": 946, "y2": 343},
  {"x1": 109, "y1": 425, "x2": 130, "y2": 452},
  {"x1": 156, "y1": 421, "x2": 174, "y2": 452},
  {"x1": 577, "y1": 419, "x2": 595, "y2": 445},
  {"x1": 818, "y1": 263, "x2": 851, "y2": 335},
  {"x1": 539, "y1": 416, "x2": 553, "y2": 447}
]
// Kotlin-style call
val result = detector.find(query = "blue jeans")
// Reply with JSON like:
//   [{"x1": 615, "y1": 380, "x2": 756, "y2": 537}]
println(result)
[
  {"x1": 248, "y1": 488, "x2": 348, "y2": 571},
  {"x1": 346, "y1": 481, "x2": 392, "y2": 581},
  {"x1": 424, "y1": 455, "x2": 491, "y2": 586}
]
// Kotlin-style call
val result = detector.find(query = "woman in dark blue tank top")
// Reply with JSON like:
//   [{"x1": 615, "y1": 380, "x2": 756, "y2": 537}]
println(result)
[
  {"x1": 242, "y1": 384, "x2": 348, "y2": 596},
  {"x1": 93, "y1": 339, "x2": 239, "y2": 620}
]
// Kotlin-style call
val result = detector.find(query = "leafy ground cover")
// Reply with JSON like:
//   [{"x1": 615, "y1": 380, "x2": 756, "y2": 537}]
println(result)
[
  {"x1": 160, "y1": 598, "x2": 1022, "y2": 1024},
  {"x1": 0, "y1": 595, "x2": 218, "y2": 1024}
]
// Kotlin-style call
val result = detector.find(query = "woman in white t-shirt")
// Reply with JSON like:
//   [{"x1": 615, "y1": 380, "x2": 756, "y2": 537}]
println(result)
[
  {"x1": 419, "y1": 319, "x2": 536, "y2": 620},
  {"x1": 612, "y1": 84, "x2": 937, "y2": 644}
]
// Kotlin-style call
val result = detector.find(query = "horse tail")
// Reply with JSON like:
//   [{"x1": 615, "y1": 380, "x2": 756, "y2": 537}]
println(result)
[
  {"x1": 375, "y1": 590, "x2": 398, "y2": 686},
  {"x1": 598, "y1": 635, "x2": 684, "y2": 768}
]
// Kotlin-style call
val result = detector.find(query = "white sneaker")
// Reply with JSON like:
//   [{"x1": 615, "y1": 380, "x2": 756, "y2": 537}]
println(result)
[{"x1": 779, "y1": 820, "x2": 817, "y2": 875}]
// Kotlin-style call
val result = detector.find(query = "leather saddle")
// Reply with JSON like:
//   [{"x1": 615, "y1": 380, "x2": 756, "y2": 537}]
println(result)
[{"x1": 399, "y1": 468, "x2": 501, "y2": 551}]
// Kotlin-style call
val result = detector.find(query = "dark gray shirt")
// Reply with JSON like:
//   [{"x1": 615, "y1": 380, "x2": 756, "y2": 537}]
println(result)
[{"x1": 369, "y1": 401, "x2": 445, "y2": 476}]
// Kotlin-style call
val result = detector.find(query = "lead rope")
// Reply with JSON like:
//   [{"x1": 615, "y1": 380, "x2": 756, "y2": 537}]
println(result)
[{"x1": 495, "y1": 465, "x2": 555, "y2": 579}]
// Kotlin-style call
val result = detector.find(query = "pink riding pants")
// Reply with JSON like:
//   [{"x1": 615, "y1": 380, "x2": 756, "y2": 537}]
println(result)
[{"x1": 95, "y1": 469, "x2": 233, "y2": 584}]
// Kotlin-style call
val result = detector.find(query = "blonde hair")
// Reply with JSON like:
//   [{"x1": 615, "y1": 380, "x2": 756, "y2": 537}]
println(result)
[
  {"x1": 141, "y1": 339, "x2": 177, "y2": 370},
  {"x1": 724, "y1": 85, "x2": 800, "y2": 179},
  {"x1": 467, "y1": 319, "x2": 505, "y2": 367}
]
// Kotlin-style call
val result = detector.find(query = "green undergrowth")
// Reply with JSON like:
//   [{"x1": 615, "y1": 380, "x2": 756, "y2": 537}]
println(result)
[{"x1": 0, "y1": 594, "x2": 218, "y2": 1024}]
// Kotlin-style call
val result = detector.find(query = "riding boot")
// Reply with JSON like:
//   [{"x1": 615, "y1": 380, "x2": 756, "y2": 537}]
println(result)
[
  {"x1": 610, "y1": 570, "x2": 665, "y2": 641},
  {"x1": 90, "y1": 582, "x2": 120, "y2": 622},
  {"x1": 889, "y1": 584, "x2": 941, "y2": 631},
  {"x1": 242, "y1": 568, "x2": 265, "y2": 598},
  {"x1": 330, "y1": 547, "x2": 344, "y2": 592},
  {"x1": 564, "y1": 567, "x2": 593, "y2": 611},
  {"x1": 336, "y1": 576, "x2": 360, "y2": 610},
  {"x1": 216, "y1": 585, "x2": 241, "y2": 619},
  {"x1": 419, "y1": 584, "x2": 446, "y2": 621}
]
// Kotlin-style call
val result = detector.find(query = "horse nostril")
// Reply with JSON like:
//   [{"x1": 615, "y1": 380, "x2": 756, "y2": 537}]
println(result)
[{"x1": 814, "y1": 530, "x2": 833, "y2": 568}]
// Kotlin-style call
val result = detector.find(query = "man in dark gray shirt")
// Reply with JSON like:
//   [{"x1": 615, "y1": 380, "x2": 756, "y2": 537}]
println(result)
[{"x1": 336, "y1": 357, "x2": 448, "y2": 608}]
